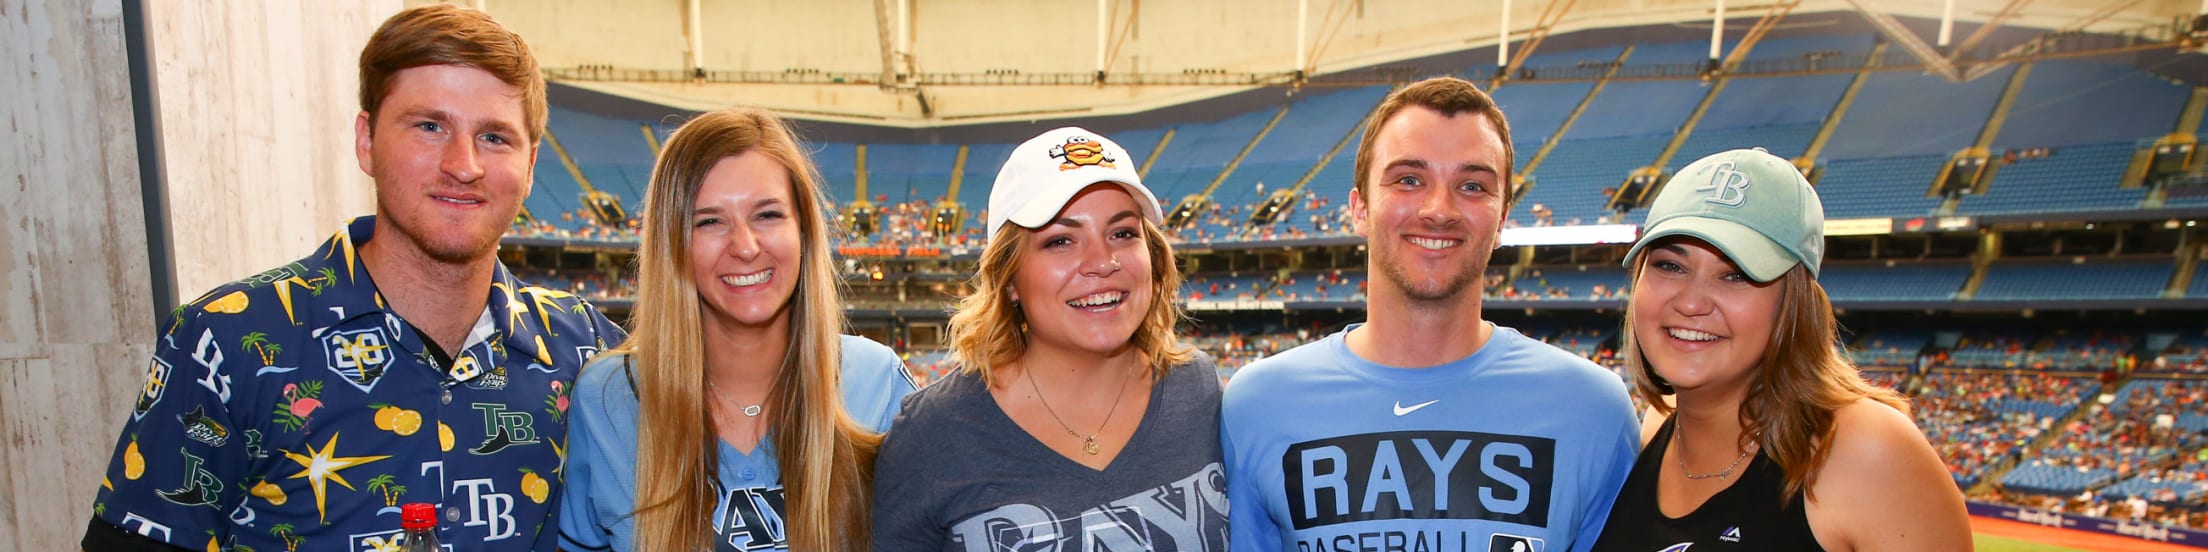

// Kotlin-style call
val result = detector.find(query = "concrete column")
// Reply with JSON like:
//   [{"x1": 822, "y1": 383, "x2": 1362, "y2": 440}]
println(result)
[
  {"x1": 147, "y1": 0, "x2": 397, "y2": 297},
  {"x1": 1, "y1": 0, "x2": 154, "y2": 549}
]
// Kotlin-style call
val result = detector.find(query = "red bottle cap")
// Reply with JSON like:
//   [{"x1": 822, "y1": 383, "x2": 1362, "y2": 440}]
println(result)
[{"x1": 401, "y1": 503, "x2": 437, "y2": 530}]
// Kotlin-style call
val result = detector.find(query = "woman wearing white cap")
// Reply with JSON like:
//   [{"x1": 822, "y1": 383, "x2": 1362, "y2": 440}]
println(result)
[
  {"x1": 1592, "y1": 148, "x2": 1970, "y2": 551},
  {"x1": 872, "y1": 128, "x2": 1227, "y2": 551}
]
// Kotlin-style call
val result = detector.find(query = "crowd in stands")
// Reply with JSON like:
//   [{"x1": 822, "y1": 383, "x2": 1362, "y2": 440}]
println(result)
[
  {"x1": 1909, "y1": 372, "x2": 2078, "y2": 487},
  {"x1": 506, "y1": 208, "x2": 640, "y2": 242},
  {"x1": 508, "y1": 266, "x2": 634, "y2": 303},
  {"x1": 839, "y1": 197, "x2": 988, "y2": 249}
]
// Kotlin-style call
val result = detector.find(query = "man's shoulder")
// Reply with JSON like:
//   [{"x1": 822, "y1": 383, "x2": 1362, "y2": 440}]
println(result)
[
  {"x1": 1490, "y1": 327, "x2": 1612, "y2": 376},
  {"x1": 506, "y1": 280, "x2": 617, "y2": 340},
  {"x1": 1222, "y1": 338, "x2": 1335, "y2": 404},
  {"x1": 162, "y1": 261, "x2": 349, "y2": 347}
]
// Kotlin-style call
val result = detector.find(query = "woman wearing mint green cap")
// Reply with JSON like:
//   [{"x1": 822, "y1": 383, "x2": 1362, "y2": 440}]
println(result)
[{"x1": 1592, "y1": 148, "x2": 1970, "y2": 551}]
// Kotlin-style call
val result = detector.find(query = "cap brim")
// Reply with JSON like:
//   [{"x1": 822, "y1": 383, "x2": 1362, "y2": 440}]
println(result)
[
  {"x1": 1002, "y1": 180, "x2": 1163, "y2": 231},
  {"x1": 1622, "y1": 217, "x2": 1797, "y2": 283}
]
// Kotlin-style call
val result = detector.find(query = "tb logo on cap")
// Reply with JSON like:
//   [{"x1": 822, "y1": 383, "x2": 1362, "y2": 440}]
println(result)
[
  {"x1": 1051, "y1": 136, "x2": 1116, "y2": 170},
  {"x1": 1696, "y1": 161, "x2": 1750, "y2": 207}
]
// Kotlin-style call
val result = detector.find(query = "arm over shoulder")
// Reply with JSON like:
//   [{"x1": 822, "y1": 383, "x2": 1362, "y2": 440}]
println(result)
[{"x1": 1807, "y1": 399, "x2": 1972, "y2": 552}]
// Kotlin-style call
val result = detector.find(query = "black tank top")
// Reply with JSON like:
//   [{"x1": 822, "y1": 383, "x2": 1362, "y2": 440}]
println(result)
[{"x1": 1591, "y1": 418, "x2": 1825, "y2": 552}]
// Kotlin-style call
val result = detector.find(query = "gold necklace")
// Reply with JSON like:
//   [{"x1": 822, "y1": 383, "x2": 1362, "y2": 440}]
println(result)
[
  {"x1": 1024, "y1": 364, "x2": 1135, "y2": 455},
  {"x1": 1677, "y1": 424, "x2": 1759, "y2": 481},
  {"x1": 706, "y1": 380, "x2": 764, "y2": 417}
]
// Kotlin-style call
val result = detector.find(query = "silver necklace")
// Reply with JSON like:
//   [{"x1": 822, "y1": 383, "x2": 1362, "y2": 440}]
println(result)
[
  {"x1": 706, "y1": 380, "x2": 763, "y2": 417},
  {"x1": 1025, "y1": 364, "x2": 1135, "y2": 455},
  {"x1": 1677, "y1": 424, "x2": 1759, "y2": 481}
]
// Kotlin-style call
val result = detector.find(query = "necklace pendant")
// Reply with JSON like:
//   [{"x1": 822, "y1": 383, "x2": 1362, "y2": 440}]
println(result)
[
  {"x1": 1082, "y1": 437, "x2": 1100, "y2": 455},
  {"x1": 742, "y1": 405, "x2": 762, "y2": 417}
]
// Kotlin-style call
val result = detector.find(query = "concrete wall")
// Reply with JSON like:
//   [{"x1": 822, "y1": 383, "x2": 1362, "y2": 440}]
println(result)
[
  {"x1": 1, "y1": 0, "x2": 397, "y2": 548},
  {"x1": 1, "y1": 0, "x2": 153, "y2": 549},
  {"x1": 150, "y1": 0, "x2": 394, "y2": 298}
]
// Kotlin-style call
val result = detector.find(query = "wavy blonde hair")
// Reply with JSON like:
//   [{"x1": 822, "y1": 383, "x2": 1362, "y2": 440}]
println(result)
[
  {"x1": 1620, "y1": 246, "x2": 1907, "y2": 506},
  {"x1": 605, "y1": 108, "x2": 876, "y2": 551},
  {"x1": 948, "y1": 210, "x2": 1193, "y2": 386}
]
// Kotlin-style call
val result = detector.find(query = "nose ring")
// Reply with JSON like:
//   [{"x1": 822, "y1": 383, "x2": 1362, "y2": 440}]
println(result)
[{"x1": 1109, "y1": 256, "x2": 1122, "y2": 271}]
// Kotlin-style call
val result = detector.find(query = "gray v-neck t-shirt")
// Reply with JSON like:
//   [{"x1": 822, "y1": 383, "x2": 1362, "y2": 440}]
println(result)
[{"x1": 871, "y1": 353, "x2": 1227, "y2": 552}]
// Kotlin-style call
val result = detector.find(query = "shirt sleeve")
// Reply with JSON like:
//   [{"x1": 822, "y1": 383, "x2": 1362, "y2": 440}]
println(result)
[
  {"x1": 1569, "y1": 406, "x2": 1643, "y2": 552},
  {"x1": 89, "y1": 311, "x2": 253, "y2": 549},
  {"x1": 870, "y1": 393, "x2": 945, "y2": 551},
  {"x1": 840, "y1": 336, "x2": 921, "y2": 433},
  {"x1": 557, "y1": 373, "x2": 614, "y2": 552},
  {"x1": 1224, "y1": 412, "x2": 1283, "y2": 552}
]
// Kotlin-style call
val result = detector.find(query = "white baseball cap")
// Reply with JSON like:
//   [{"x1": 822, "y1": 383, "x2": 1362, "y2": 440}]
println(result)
[
  {"x1": 1622, "y1": 147, "x2": 1825, "y2": 283},
  {"x1": 986, "y1": 127, "x2": 1164, "y2": 242}
]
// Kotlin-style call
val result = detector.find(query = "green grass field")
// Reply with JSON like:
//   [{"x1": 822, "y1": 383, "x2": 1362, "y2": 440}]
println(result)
[{"x1": 1975, "y1": 533, "x2": 2092, "y2": 552}]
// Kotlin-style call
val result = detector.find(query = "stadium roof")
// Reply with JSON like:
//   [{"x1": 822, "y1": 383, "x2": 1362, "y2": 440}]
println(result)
[{"x1": 426, "y1": 0, "x2": 2206, "y2": 127}]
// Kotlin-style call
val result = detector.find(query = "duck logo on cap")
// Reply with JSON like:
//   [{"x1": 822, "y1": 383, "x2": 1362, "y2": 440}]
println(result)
[
  {"x1": 1696, "y1": 161, "x2": 1751, "y2": 207},
  {"x1": 1050, "y1": 136, "x2": 1116, "y2": 170}
]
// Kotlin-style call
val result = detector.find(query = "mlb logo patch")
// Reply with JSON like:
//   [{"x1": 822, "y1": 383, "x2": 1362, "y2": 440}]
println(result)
[
  {"x1": 1489, "y1": 533, "x2": 1544, "y2": 552},
  {"x1": 323, "y1": 327, "x2": 395, "y2": 393}
]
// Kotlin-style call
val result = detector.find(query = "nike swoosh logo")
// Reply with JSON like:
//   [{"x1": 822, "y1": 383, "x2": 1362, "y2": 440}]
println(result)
[{"x1": 1393, "y1": 399, "x2": 1439, "y2": 416}]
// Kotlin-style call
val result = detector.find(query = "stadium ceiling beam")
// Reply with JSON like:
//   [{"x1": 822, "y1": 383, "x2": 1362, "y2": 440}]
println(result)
[
  {"x1": 682, "y1": 0, "x2": 703, "y2": 74},
  {"x1": 1951, "y1": 0, "x2": 2032, "y2": 53},
  {"x1": 1496, "y1": 0, "x2": 1579, "y2": 88},
  {"x1": 873, "y1": 0, "x2": 899, "y2": 89},
  {"x1": 1841, "y1": 0, "x2": 1963, "y2": 81},
  {"x1": 1720, "y1": 0, "x2": 1803, "y2": 72},
  {"x1": 1958, "y1": 0, "x2": 2152, "y2": 81}
]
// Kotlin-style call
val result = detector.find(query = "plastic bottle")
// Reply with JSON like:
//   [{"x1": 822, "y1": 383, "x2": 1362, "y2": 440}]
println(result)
[{"x1": 401, "y1": 502, "x2": 440, "y2": 551}]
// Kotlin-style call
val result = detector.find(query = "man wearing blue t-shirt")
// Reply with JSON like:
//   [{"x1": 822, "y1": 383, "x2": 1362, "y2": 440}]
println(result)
[{"x1": 1222, "y1": 77, "x2": 1640, "y2": 552}]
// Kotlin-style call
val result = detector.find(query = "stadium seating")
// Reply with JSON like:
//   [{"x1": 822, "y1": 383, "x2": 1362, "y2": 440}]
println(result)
[
  {"x1": 1974, "y1": 258, "x2": 2173, "y2": 301},
  {"x1": 1820, "y1": 262, "x2": 1974, "y2": 302},
  {"x1": 1819, "y1": 66, "x2": 2017, "y2": 160},
  {"x1": 1956, "y1": 142, "x2": 2149, "y2": 215}
]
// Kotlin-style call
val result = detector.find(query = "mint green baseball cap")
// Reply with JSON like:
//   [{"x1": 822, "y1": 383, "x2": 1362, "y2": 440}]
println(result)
[{"x1": 1622, "y1": 147, "x2": 1823, "y2": 283}]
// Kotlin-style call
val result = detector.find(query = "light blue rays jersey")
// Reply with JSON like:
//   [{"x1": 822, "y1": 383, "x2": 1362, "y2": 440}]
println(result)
[
  {"x1": 557, "y1": 335, "x2": 918, "y2": 551},
  {"x1": 1222, "y1": 324, "x2": 1640, "y2": 552}
]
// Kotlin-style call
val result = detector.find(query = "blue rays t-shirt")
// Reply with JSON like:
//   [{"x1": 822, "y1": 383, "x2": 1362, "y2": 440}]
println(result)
[{"x1": 1222, "y1": 324, "x2": 1640, "y2": 552}]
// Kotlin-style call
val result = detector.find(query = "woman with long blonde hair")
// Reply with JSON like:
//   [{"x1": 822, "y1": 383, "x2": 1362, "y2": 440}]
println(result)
[
  {"x1": 559, "y1": 108, "x2": 917, "y2": 552},
  {"x1": 1592, "y1": 148, "x2": 1969, "y2": 551},
  {"x1": 871, "y1": 127, "x2": 1227, "y2": 550}
]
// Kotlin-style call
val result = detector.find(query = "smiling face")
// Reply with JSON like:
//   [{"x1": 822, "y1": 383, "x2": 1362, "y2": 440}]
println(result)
[
  {"x1": 1630, "y1": 237, "x2": 1784, "y2": 395},
  {"x1": 355, "y1": 64, "x2": 536, "y2": 264},
  {"x1": 1008, "y1": 184, "x2": 1154, "y2": 358},
  {"x1": 688, "y1": 151, "x2": 804, "y2": 336},
  {"x1": 1351, "y1": 106, "x2": 1508, "y2": 303}
]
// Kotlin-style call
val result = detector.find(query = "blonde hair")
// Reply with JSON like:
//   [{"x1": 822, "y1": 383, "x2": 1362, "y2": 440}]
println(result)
[
  {"x1": 358, "y1": 4, "x2": 547, "y2": 143},
  {"x1": 606, "y1": 108, "x2": 876, "y2": 551},
  {"x1": 1620, "y1": 248, "x2": 1907, "y2": 506},
  {"x1": 947, "y1": 214, "x2": 1194, "y2": 386}
]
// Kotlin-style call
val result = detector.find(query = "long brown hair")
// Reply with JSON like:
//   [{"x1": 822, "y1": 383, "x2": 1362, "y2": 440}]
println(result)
[
  {"x1": 1621, "y1": 255, "x2": 1907, "y2": 505},
  {"x1": 606, "y1": 108, "x2": 876, "y2": 551},
  {"x1": 948, "y1": 213, "x2": 1194, "y2": 386}
]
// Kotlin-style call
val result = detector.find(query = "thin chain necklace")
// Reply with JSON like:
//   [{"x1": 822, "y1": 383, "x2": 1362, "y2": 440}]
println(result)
[
  {"x1": 1676, "y1": 423, "x2": 1759, "y2": 481},
  {"x1": 706, "y1": 380, "x2": 764, "y2": 417},
  {"x1": 1024, "y1": 363, "x2": 1135, "y2": 455}
]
